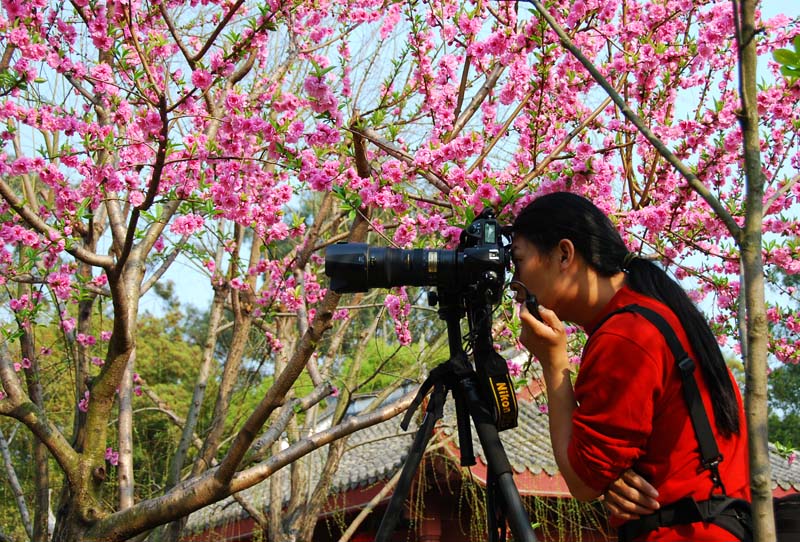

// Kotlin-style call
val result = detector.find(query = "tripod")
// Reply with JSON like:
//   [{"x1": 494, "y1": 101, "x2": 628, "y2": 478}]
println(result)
[{"x1": 374, "y1": 301, "x2": 538, "y2": 542}]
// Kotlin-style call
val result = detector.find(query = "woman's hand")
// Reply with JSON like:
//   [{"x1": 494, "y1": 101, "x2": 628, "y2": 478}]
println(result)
[
  {"x1": 518, "y1": 303, "x2": 568, "y2": 370},
  {"x1": 602, "y1": 470, "x2": 660, "y2": 522}
]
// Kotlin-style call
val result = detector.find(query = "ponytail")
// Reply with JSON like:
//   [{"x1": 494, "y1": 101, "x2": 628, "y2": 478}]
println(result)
[{"x1": 514, "y1": 192, "x2": 740, "y2": 437}]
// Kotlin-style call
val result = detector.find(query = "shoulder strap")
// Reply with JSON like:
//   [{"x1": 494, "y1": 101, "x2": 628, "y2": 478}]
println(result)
[{"x1": 600, "y1": 304, "x2": 726, "y2": 494}]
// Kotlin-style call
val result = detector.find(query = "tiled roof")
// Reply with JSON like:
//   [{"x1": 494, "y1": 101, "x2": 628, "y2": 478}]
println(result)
[
  {"x1": 770, "y1": 442, "x2": 800, "y2": 492},
  {"x1": 185, "y1": 402, "x2": 417, "y2": 532},
  {"x1": 440, "y1": 394, "x2": 559, "y2": 477},
  {"x1": 185, "y1": 390, "x2": 800, "y2": 532}
]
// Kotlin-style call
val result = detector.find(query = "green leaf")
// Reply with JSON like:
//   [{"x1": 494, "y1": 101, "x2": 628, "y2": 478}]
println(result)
[
  {"x1": 463, "y1": 207, "x2": 475, "y2": 225},
  {"x1": 780, "y1": 66, "x2": 800, "y2": 78},
  {"x1": 773, "y1": 49, "x2": 799, "y2": 66}
]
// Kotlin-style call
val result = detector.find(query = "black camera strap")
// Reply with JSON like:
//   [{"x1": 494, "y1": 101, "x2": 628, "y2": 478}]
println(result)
[
  {"x1": 476, "y1": 348, "x2": 519, "y2": 431},
  {"x1": 597, "y1": 304, "x2": 752, "y2": 542}
]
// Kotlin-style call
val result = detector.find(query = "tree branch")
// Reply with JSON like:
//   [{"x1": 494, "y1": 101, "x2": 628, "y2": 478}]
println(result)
[
  {"x1": 83, "y1": 390, "x2": 414, "y2": 541},
  {"x1": 449, "y1": 63, "x2": 505, "y2": 140},
  {"x1": 0, "y1": 425, "x2": 33, "y2": 540},
  {"x1": 525, "y1": 0, "x2": 742, "y2": 241},
  {"x1": 0, "y1": 179, "x2": 114, "y2": 269},
  {"x1": 349, "y1": 127, "x2": 451, "y2": 194}
]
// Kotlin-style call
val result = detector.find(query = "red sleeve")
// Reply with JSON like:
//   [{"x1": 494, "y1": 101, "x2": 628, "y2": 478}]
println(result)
[{"x1": 567, "y1": 327, "x2": 665, "y2": 493}]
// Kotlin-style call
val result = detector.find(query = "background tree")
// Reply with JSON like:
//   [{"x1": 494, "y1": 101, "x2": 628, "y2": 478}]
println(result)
[{"x1": 0, "y1": 1, "x2": 798, "y2": 542}]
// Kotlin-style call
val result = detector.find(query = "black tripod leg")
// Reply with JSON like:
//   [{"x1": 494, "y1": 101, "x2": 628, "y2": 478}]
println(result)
[
  {"x1": 374, "y1": 389, "x2": 441, "y2": 542},
  {"x1": 460, "y1": 377, "x2": 537, "y2": 542}
]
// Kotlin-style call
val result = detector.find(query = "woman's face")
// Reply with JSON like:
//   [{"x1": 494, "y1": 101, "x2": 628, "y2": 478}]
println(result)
[{"x1": 510, "y1": 235, "x2": 565, "y2": 311}]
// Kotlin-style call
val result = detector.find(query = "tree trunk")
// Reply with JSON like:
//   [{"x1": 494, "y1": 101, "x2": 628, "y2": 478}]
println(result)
[
  {"x1": 118, "y1": 348, "x2": 136, "y2": 510},
  {"x1": 292, "y1": 438, "x2": 349, "y2": 541},
  {"x1": 159, "y1": 284, "x2": 227, "y2": 542},
  {"x1": 734, "y1": 0, "x2": 775, "y2": 540},
  {"x1": 0, "y1": 425, "x2": 33, "y2": 540},
  {"x1": 268, "y1": 444, "x2": 286, "y2": 542},
  {"x1": 20, "y1": 329, "x2": 50, "y2": 542}
]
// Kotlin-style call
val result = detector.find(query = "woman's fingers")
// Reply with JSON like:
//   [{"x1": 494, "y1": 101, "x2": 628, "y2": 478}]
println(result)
[
  {"x1": 601, "y1": 496, "x2": 641, "y2": 522},
  {"x1": 602, "y1": 470, "x2": 660, "y2": 520},
  {"x1": 621, "y1": 469, "x2": 659, "y2": 501}
]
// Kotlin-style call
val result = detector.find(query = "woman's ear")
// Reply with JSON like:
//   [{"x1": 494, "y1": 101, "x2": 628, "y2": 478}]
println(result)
[{"x1": 557, "y1": 239, "x2": 575, "y2": 270}]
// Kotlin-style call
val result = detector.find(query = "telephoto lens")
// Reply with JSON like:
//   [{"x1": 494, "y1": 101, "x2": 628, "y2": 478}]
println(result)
[{"x1": 324, "y1": 243, "x2": 457, "y2": 293}]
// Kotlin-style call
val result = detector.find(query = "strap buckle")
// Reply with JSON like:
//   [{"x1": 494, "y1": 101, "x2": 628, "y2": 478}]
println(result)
[
  {"x1": 677, "y1": 355, "x2": 695, "y2": 375},
  {"x1": 702, "y1": 455, "x2": 727, "y2": 495}
]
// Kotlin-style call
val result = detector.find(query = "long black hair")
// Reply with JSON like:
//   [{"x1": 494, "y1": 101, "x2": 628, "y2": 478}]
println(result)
[{"x1": 513, "y1": 191, "x2": 740, "y2": 437}]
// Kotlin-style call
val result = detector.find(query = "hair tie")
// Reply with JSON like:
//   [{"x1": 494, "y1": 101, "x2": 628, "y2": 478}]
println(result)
[{"x1": 621, "y1": 252, "x2": 637, "y2": 272}]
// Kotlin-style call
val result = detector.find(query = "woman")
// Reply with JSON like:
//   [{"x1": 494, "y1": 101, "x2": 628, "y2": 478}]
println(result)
[{"x1": 512, "y1": 192, "x2": 750, "y2": 541}]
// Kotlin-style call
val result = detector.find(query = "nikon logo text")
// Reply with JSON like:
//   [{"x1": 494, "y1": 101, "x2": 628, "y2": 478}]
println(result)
[{"x1": 494, "y1": 381, "x2": 512, "y2": 413}]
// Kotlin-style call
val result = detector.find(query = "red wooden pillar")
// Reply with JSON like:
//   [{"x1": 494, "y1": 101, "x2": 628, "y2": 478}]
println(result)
[{"x1": 418, "y1": 499, "x2": 442, "y2": 542}]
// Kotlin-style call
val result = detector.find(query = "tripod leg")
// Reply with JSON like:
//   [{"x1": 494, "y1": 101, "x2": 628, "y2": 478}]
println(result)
[
  {"x1": 460, "y1": 377, "x2": 538, "y2": 542},
  {"x1": 374, "y1": 387, "x2": 442, "y2": 542}
]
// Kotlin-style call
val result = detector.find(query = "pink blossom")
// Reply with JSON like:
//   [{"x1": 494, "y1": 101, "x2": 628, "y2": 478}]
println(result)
[
  {"x1": 129, "y1": 190, "x2": 145, "y2": 207},
  {"x1": 393, "y1": 217, "x2": 417, "y2": 247},
  {"x1": 9, "y1": 295, "x2": 30, "y2": 312},
  {"x1": 78, "y1": 390, "x2": 90, "y2": 412},
  {"x1": 170, "y1": 213, "x2": 205, "y2": 235},
  {"x1": 100, "y1": 331, "x2": 112, "y2": 341},
  {"x1": 105, "y1": 447, "x2": 119, "y2": 466},
  {"x1": 48, "y1": 272, "x2": 72, "y2": 300},
  {"x1": 264, "y1": 331, "x2": 284, "y2": 352},
  {"x1": 471, "y1": 183, "x2": 499, "y2": 206},
  {"x1": 385, "y1": 289, "x2": 412, "y2": 346},
  {"x1": 306, "y1": 122, "x2": 340, "y2": 146},
  {"x1": 76, "y1": 333, "x2": 96, "y2": 346},
  {"x1": 191, "y1": 69, "x2": 213, "y2": 89},
  {"x1": 61, "y1": 315, "x2": 76, "y2": 334}
]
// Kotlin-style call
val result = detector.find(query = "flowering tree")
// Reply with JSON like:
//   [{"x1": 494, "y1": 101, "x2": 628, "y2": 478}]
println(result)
[{"x1": 0, "y1": 0, "x2": 798, "y2": 541}]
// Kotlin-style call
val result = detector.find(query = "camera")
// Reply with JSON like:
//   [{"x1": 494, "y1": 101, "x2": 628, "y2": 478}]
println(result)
[{"x1": 324, "y1": 210, "x2": 510, "y2": 306}]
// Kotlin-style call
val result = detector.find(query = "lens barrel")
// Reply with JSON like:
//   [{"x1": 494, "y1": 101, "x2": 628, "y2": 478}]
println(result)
[{"x1": 325, "y1": 243, "x2": 457, "y2": 293}]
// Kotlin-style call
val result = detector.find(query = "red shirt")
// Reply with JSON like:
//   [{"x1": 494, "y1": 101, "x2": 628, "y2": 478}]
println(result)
[{"x1": 567, "y1": 286, "x2": 750, "y2": 541}]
